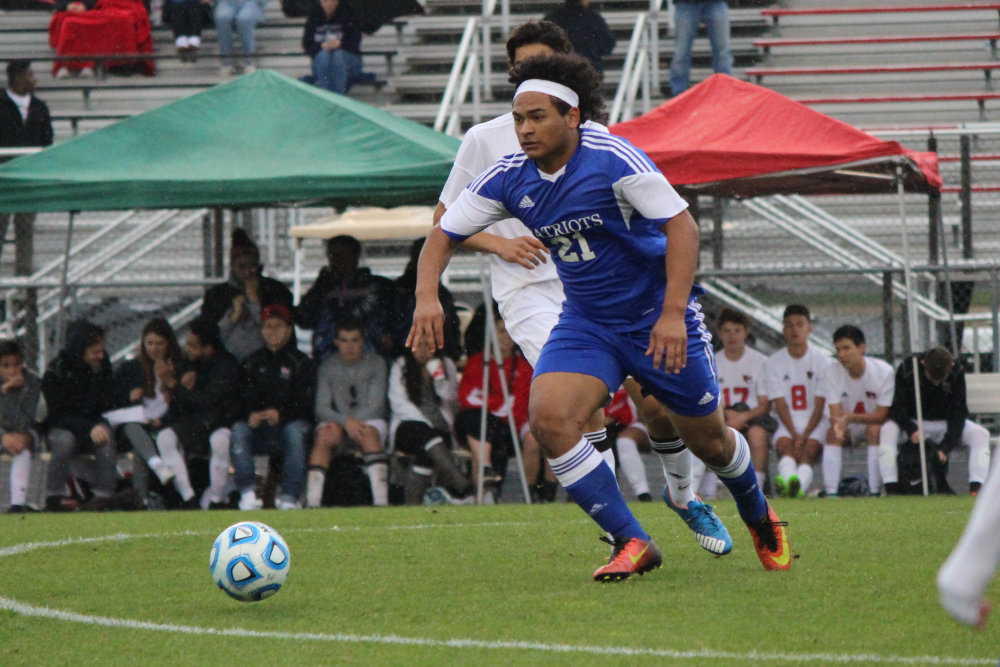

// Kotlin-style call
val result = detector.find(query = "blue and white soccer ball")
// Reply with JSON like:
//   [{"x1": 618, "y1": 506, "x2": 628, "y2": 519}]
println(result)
[{"x1": 209, "y1": 521, "x2": 290, "y2": 602}]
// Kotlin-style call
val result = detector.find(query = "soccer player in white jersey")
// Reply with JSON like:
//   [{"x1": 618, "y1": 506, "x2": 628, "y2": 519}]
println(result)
[
  {"x1": 761, "y1": 304, "x2": 832, "y2": 498},
  {"x1": 712, "y1": 308, "x2": 773, "y2": 494},
  {"x1": 435, "y1": 21, "x2": 730, "y2": 556},
  {"x1": 817, "y1": 325, "x2": 893, "y2": 496},
  {"x1": 410, "y1": 53, "x2": 790, "y2": 580}
]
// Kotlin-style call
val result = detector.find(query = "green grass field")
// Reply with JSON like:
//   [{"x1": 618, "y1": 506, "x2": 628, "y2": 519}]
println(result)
[{"x1": 1, "y1": 497, "x2": 997, "y2": 665}]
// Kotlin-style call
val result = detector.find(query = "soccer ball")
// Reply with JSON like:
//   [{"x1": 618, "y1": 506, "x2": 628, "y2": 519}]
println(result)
[{"x1": 209, "y1": 521, "x2": 290, "y2": 602}]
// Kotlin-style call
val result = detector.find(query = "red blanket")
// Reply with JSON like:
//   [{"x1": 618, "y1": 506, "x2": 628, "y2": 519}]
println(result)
[{"x1": 49, "y1": 0, "x2": 154, "y2": 75}]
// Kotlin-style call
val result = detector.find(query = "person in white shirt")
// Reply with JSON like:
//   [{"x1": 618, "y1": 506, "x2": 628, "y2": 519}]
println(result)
[
  {"x1": 762, "y1": 304, "x2": 832, "y2": 498},
  {"x1": 818, "y1": 325, "x2": 894, "y2": 497},
  {"x1": 711, "y1": 308, "x2": 774, "y2": 495},
  {"x1": 432, "y1": 20, "x2": 729, "y2": 552}
]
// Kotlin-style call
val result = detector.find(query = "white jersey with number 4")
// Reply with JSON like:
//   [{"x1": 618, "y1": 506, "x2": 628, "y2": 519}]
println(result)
[
  {"x1": 714, "y1": 347, "x2": 767, "y2": 410},
  {"x1": 819, "y1": 356, "x2": 895, "y2": 416},
  {"x1": 762, "y1": 346, "x2": 833, "y2": 431}
]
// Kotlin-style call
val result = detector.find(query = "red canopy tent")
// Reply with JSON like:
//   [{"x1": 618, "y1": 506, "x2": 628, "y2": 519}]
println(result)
[{"x1": 610, "y1": 74, "x2": 941, "y2": 197}]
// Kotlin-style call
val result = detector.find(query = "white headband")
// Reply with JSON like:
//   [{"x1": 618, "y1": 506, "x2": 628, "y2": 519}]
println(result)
[{"x1": 514, "y1": 79, "x2": 579, "y2": 109}]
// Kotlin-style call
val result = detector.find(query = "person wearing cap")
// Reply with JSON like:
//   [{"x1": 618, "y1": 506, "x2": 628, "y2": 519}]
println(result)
[
  {"x1": 202, "y1": 229, "x2": 294, "y2": 363},
  {"x1": 230, "y1": 304, "x2": 313, "y2": 511},
  {"x1": 879, "y1": 346, "x2": 991, "y2": 495},
  {"x1": 410, "y1": 53, "x2": 788, "y2": 581}
]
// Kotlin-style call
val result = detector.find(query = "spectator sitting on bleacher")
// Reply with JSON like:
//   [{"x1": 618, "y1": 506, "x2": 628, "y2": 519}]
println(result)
[
  {"x1": 166, "y1": 0, "x2": 210, "y2": 63},
  {"x1": 112, "y1": 317, "x2": 184, "y2": 506},
  {"x1": 301, "y1": 0, "x2": 364, "y2": 95},
  {"x1": 214, "y1": 0, "x2": 269, "y2": 76},
  {"x1": 388, "y1": 336, "x2": 472, "y2": 505},
  {"x1": 296, "y1": 234, "x2": 399, "y2": 362},
  {"x1": 231, "y1": 304, "x2": 313, "y2": 511},
  {"x1": 155, "y1": 317, "x2": 242, "y2": 509},
  {"x1": 543, "y1": 0, "x2": 616, "y2": 74},
  {"x1": 0, "y1": 339, "x2": 43, "y2": 513},
  {"x1": 50, "y1": 0, "x2": 155, "y2": 79},
  {"x1": 306, "y1": 318, "x2": 388, "y2": 508},
  {"x1": 41, "y1": 320, "x2": 118, "y2": 512},
  {"x1": 202, "y1": 229, "x2": 293, "y2": 362}
]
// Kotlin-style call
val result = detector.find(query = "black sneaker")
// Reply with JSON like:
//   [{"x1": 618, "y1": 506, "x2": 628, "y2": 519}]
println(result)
[
  {"x1": 637, "y1": 492, "x2": 652, "y2": 502},
  {"x1": 970, "y1": 481, "x2": 982, "y2": 495},
  {"x1": 6, "y1": 504, "x2": 36, "y2": 514}
]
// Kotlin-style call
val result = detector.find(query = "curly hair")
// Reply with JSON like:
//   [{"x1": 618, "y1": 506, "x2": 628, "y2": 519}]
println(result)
[
  {"x1": 505, "y1": 21, "x2": 572, "y2": 69},
  {"x1": 510, "y1": 53, "x2": 607, "y2": 126}
]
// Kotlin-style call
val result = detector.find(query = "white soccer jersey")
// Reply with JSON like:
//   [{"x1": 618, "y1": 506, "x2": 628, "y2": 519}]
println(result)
[
  {"x1": 819, "y1": 356, "x2": 895, "y2": 416},
  {"x1": 762, "y1": 346, "x2": 833, "y2": 431},
  {"x1": 438, "y1": 113, "x2": 608, "y2": 306},
  {"x1": 714, "y1": 346, "x2": 768, "y2": 410}
]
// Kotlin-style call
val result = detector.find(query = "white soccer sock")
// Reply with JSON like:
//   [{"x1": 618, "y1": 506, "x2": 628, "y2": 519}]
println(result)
[
  {"x1": 366, "y1": 461, "x2": 389, "y2": 507},
  {"x1": 701, "y1": 471, "x2": 719, "y2": 499},
  {"x1": 755, "y1": 470, "x2": 767, "y2": 490},
  {"x1": 691, "y1": 456, "x2": 706, "y2": 495},
  {"x1": 306, "y1": 468, "x2": 326, "y2": 508},
  {"x1": 937, "y1": 451, "x2": 1000, "y2": 625},
  {"x1": 867, "y1": 445, "x2": 882, "y2": 494},
  {"x1": 652, "y1": 437, "x2": 694, "y2": 507},
  {"x1": 777, "y1": 455, "x2": 797, "y2": 480},
  {"x1": 206, "y1": 429, "x2": 231, "y2": 505},
  {"x1": 156, "y1": 429, "x2": 194, "y2": 501},
  {"x1": 967, "y1": 426, "x2": 992, "y2": 486},
  {"x1": 10, "y1": 449, "x2": 30, "y2": 506},
  {"x1": 189, "y1": 35, "x2": 201, "y2": 48},
  {"x1": 615, "y1": 436, "x2": 650, "y2": 497},
  {"x1": 822, "y1": 445, "x2": 842, "y2": 495},
  {"x1": 175, "y1": 35, "x2": 189, "y2": 49},
  {"x1": 548, "y1": 438, "x2": 604, "y2": 488},
  {"x1": 796, "y1": 463, "x2": 814, "y2": 495}
]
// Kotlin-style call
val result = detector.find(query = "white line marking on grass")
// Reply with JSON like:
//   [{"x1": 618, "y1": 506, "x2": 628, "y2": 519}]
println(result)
[
  {"x1": 0, "y1": 528, "x2": 993, "y2": 665},
  {"x1": 0, "y1": 596, "x2": 992, "y2": 665}
]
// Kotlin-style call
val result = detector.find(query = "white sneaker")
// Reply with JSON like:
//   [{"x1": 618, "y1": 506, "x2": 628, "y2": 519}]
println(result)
[
  {"x1": 79, "y1": 67, "x2": 94, "y2": 78},
  {"x1": 275, "y1": 497, "x2": 301, "y2": 510},
  {"x1": 238, "y1": 491, "x2": 263, "y2": 511},
  {"x1": 54, "y1": 67, "x2": 69, "y2": 79},
  {"x1": 149, "y1": 459, "x2": 175, "y2": 486}
]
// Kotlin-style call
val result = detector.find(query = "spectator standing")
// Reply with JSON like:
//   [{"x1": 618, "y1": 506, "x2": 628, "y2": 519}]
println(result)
[
  {"x1": 0, "y1": 340, "x2": 43, "y2": 513},
  {"x1": 113, "y1": 317, "x2": 184, "y2": 502},
  {"x1": 231, "y1": 304, "x2": 313, "y2": 510},
  {"x1": 41, "y1": 320, "x2": 118, "y2": 512},
  {"x1": 302, "y1": 0, "x2": 363, "y2": 94},
  {"x1": 393, "y1": 238, "x2": 463, "y2": 362},
  {"x1": 388, "y1": 337, "x2": 472, "y2": 504},
  {"x1": 215, "y1": 0, "x2": 269, "y2": 75},
  {"x1": 818, "y1": 325, "x2": 894, "y2": 497},
  {"x1": 155, "y1": 318, "x2": 242, "y2": 508},
  {"x1": 668, "y1": 0, "x2": 732, "y2": 95},
  {"x1": 762, "y1": 304, "x2": 831, "y2": 499},
  {"x1": 202, "y1": 230, "x2": 293, "y2": 362},
  {"x1": 1, "y1": 61, "x2": 52, "y2": 272},
  {"x1": 296, "y1": 234, "x2": 399, "y2": 362},
  {"x1": 543, "y1": 0, "x2": 616, "y2": 74},
  {"x1": 167, "y1": 0, "x2": 209, "y2": 62},
  {"x1": 306, "y1": 319, "x2": 388, "y2": 507},
  {"x1": 713, "y1": 307, "x2": 773, "y2": 495},
  {"x1": 880, "y1": 346, "x2": 991, "y2": 495}
]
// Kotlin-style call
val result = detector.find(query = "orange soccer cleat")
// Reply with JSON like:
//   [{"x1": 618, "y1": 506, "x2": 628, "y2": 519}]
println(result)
[
  {"x1": 593, "y1": 536, "x2": 663, "y2": 582},
  {"x1": 745, "y1": 503, "x2": 792, "y2": 571}
]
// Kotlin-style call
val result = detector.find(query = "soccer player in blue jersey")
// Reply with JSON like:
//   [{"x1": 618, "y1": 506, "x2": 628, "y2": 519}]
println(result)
[{"x1": 408, "y1": 54, "x2": 791, "y2": 581}]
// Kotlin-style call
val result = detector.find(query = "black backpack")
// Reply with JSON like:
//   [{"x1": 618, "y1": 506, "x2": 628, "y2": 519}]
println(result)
[{"x1": 896, "y1": 439, "x2": 954, "y2": 494}]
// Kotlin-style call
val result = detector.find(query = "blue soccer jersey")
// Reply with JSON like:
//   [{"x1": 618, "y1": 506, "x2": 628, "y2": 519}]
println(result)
[{"x1": 440, "y1": 128, "x2": 690, "y2": 332}]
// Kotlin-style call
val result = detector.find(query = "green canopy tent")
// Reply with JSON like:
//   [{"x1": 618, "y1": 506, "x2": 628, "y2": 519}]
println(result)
[{"x1": 0, "y1": 69, "x2": 460, "y2": 212}]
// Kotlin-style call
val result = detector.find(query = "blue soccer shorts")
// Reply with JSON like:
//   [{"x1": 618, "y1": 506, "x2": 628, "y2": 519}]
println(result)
[{"x1": 533, "y1": 301, "x2": 720, "y2": 418}]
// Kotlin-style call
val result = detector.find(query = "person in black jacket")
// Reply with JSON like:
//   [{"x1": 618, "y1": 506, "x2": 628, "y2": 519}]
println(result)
[
  {"x1": 879, "y1": 346, "x2": 992, "y2": 495},
  {"x1": 302, "y1": 0, "x2": 364, "y2": 94},
  {"x1": 41, "y1": 320, "x2": 118, "y2": 511},
  {"x1": 155, "y1": 317, "x2": 242, "y2": 509},
  {"x1": 230, "y1": 304, "x2": 314, "y2": 510},
  {"x1": 1, "y1": 60, "x2": 53, "y2": 270},
  {"x1": 543, "y1": 0, "x2": 616, "y2": 74},
  {"x1": 202, "y1": 229, "x2": 294, "y2": 362}
]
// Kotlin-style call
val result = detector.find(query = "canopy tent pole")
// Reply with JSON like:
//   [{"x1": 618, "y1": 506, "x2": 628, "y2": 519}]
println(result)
[
  {"x1": 476, "y1": 264, "x2": 531, "y2": 504},
  {"x1": 55, "y1": 211, "x2": 76, "y2": 353},
  {"x1": 897, "y1": 167, "x2": 929, "y2": 496}
]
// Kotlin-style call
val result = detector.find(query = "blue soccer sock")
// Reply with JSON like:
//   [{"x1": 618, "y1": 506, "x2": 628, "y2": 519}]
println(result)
[
  {"x1": 549, "y1": 438, "x2": 649, "y2": 541},
  {"x1": 708, "y1": 428, "x2": 768, "y2": 524}
]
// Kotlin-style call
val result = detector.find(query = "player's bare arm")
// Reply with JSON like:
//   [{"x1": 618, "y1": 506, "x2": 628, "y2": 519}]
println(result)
[
  {"x1": 648, "y1": 209, "x2": 699, "y2": 373},
  {"x1": 774, "y1": 397, "x2": 798, "y2": 439},
  {"x1": 407, "y1": 225, "x2": 459, "y2": 351},
  {"x1": 433, "y1": 201, "x2": 548, "y2": 269}
]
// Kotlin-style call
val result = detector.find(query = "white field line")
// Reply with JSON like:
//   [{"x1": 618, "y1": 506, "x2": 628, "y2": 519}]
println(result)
[{"x1": 0, "y1": 527, "x2": 994, "y2": 665}]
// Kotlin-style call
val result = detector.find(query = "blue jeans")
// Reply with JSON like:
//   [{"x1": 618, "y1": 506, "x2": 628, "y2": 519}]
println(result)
[
  {"x1": 669, "y1": 1, "x2": 732, "y2": 95},
  {"x1": 214, "y1": 0, "x2": 265, "y2": 66},
  {"x1": 312, "y1": 49, "x2": 363, "y2": 94},
  {"x1": 230, "y1": 420, "x2": 309, "y2": 502}
]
